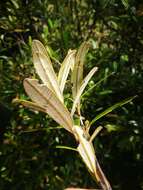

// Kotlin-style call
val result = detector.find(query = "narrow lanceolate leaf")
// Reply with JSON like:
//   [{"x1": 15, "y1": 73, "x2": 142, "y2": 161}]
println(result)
[
  {"x1": 23, "y1": 78, "x2": 73, "y2": 133},
  {"x1": 58, "y1": 49, "x2": 76, "y2": 93},
  {"x1": 32, "y1": 41, "x2": 63, "y2": 102},
  {"x1": 19, "y1": 99, "x2": 47, "y2": 113},
  {"x1": 71, "y1": 67, "x2": 98, "y2": 116},
  {"x1": 82, "y1": 72, "x2": 115, "y2": 98},
  {"x1": 71, "y1": 41, "x2": 91, "y2": 99},
  {"x1": 90, "y1": 96, "x2": 137, "y2": 126},
  {"x1": 55, "y1": 145, "x2": 77, "y2": 152}
]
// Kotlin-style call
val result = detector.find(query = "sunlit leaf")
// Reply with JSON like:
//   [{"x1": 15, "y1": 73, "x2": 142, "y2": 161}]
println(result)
[
  {"x1": 71, "y1": 41, "x2": 91, "y2": 99},
  {"x1": 32, "y1": 40, "x2": 63, "y2": 102},
  {"x1": 121, "y1": 0, "x2": 129, "y2": 9},
  {"x1": 18, "y1": 99, "x2": 47, "y2": 113},
  {"x1": 104, "y1": 124, "x2": 123, "y2": 132},
  {"x1": 82, "y1": 72, "x2": 114, "y2": 98},
  {"x1": 23, "y1": 78, "x2": 73, "y2": 133},
  {"x1": 71, "y1": 67, "x2": 98, "y2": 116},
  {"x1": 32, "y1": 40, "x2": 49, "y2": 57},
  {"x1": 89, "y1": 126, "x2": 103, "y2": 142},
  {"x1": 55, "y1": 145, "x2": 77, "y2": 152},
  {"x1": 58, "y1": 49, "x2": 76, "y2": 93}
]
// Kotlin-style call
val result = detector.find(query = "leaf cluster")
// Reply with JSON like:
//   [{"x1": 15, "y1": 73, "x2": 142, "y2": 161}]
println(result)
[{"x1": 0, "y1": 0, "x2": 143, "y2": 189}]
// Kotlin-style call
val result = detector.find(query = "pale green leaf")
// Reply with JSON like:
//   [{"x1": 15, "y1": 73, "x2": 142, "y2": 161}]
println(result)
[
  {"x1": 23, "y1": 78, "x2": 73, "y2": 133},
  {"x1": 89, "y1": 126, "x2": 103, "y2": 142},
  {"x1": 71, "y1": 67, "x2": 98, "y2": 116},
  {"x1": 104, "y1": 124, "x2": 123, "y2": 132},
  {"x1": 82, "y1": 72, "x2": 114, "y2": 98},
  {"x1": 55, "y1": 145, "x2": 77, "y2": 152},
  {"x1": 32, "y1": 40, "x2": 63, "y2": 102},
  {"x1": 71, "y1": 41, "x2": 91, "y2": 99},
  {"x1": 58, "y1": 49, "x2": 76, "y2": 93},
  {"x1": 19, "y1": 99, "x2": 47, "y2": 113},
  {"x1": 121, "y1": 0, "x2": 129, "y2": 9},
  {"x1": 32, "y1": 40, "x2": 49, "y2": 57}
]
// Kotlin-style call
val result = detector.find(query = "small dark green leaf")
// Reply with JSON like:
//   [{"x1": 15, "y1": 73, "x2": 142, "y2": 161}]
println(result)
[{"x1": 90, "y1": 96, "x2": 137, "y2": 126}]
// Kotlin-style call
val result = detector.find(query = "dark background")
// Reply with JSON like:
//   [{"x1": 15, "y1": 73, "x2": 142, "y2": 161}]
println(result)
[{"x1": 0, "y1": 0, "x2": 143, "y2": 189}]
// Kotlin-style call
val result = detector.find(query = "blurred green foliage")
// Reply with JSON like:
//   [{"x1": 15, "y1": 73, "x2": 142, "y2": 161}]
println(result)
[{"x1": 0, "y1": 0, "x2": 143, "y2": 189}]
